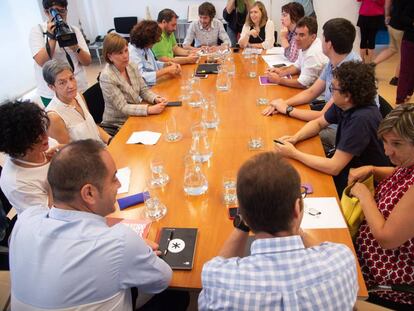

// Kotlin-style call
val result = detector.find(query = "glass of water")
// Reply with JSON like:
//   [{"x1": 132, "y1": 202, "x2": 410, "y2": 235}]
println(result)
[
  {"x1": 150, "y1": 156, "x2": 169, "y2": 187},
  {"x1": 143, "y1": 188, "x2": 167, "y2": 221},
  {"x1": 223, "y1": 172, "x2": 237, "y2": 206},
  {"x1": 202, "y1": 95, "x2": 219, "y2": 129},
  {"x1": 248, "y1": 53, "x2": 258, "y2": 78},
  {"x1": 248, "y1": 125, "x2": 265, "y2": 150},
  {"x1": 165, "y1": 115, "x2": 182, "y2": 142},
  {"x1": 216, "y1": 67, "x2": 231, "y2": 91}
]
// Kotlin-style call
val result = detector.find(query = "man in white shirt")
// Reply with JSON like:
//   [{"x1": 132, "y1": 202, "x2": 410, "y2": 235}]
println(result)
[
  {"x1": 183, "y1": 2, "x2": 231, "y2": 50},
  {"x1": 29, "y1": 0, "x2": 91, "y2": 106},
  {"x1": 266, "y1": 16, "x2": 327, "y2": 89},
  {"x1": 9, "y1": 140, "x2": 184, "y2": 310}
]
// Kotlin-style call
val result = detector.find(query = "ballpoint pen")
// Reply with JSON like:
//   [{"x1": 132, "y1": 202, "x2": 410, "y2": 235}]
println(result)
[{"x1": 163, "y1": 229, "x2": 174, "y2": 257}]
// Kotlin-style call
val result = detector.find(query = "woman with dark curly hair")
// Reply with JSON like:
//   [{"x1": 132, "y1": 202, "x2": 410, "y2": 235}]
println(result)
[
  {"x1": 273, "y1": 61, "x2": 389, "y2": 195},
  {"x1": 129, "y1": 20, "x2": 181, "y2": 86},
  {"x1": 0, "y1": 100, "x2": 58, "y2": 214}
]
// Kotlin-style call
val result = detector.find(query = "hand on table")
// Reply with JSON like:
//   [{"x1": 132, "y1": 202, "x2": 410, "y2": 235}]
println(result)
[
  {"x1": 274, "y1": 140, "x2": 298, "y2": 158},
  {"x1": 144, "y1": 239, "x2": 162, "y2": 256}
]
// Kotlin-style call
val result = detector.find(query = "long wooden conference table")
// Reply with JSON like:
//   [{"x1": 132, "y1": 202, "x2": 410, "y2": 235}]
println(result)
[{"x1": 108, "y1": 52, "x2": 368, "y2": 297}]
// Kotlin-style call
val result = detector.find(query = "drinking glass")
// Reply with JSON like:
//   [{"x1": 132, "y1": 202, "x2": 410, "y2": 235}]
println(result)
[
  {"x1": 248, "y1": 125, "x2": 265, "y2": 150},
  {"x1": 150, "y1": 156, "x2": 169, "y2": 186},
  {"x1": 223, "y1": 172, "x2": 237, "y2": 205},
  {"x1": 165, "y1": 115, "x2": 182, "y2": 142},
  {"x1": 143, "y1": 187, "x2": 167, "y2": 221},
  {"x1": 216, "y1": 67, "x2": 231, "y2": 91},
  {"x1": 179, "y1": 79, "x2": 192, "y2": 101},
  {"x1": 248, "y1": 53, "x2": 258, "y2": 78},
  {"x1": 187, "y1": 90, "x2": 203, "y2": 108}
]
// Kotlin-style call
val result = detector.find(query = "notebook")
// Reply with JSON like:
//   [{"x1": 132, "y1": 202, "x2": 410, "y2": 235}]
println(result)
[
  {"x1": 158, "y1": 227, "x2": 198, "y2": 270},
  {"x1": 195, "y1": 63, "x2": 219, "y2": 74}
]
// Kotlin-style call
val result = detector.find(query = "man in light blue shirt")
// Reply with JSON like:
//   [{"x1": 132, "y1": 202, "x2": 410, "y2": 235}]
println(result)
[
  {"x1": 198, "y1": 152, "x2": 358, "y2": 310},
  {"x1": 183, "y1": 2, "x2": 231, "y2": 49},
  {"x1": 9, "y1": 140, "x2": 177, "y2": 310}
]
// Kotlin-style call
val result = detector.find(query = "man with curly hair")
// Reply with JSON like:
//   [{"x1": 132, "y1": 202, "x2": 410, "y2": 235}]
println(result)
[{"x1": 273, "y1": 61, "x2": 389, "y2": 195}]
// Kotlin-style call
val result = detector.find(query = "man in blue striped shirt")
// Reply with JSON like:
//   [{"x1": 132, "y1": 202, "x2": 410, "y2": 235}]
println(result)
[{"x1": 199, "y1": 152, "x2": 358, "y2": 310}]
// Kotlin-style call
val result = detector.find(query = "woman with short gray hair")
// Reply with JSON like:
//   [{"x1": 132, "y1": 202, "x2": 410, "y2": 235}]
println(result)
[{"x1": 43, "y1": 59, "x2": 111, "y2": 144}]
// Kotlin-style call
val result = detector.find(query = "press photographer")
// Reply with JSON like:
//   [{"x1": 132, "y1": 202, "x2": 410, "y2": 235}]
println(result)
[{"x1": 30, "y1": 0, "x2": 91, "y2": 106}]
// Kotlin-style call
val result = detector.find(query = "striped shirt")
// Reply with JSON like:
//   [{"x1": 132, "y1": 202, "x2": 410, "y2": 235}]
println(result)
[
  {"x1": 199, "y1": 235, "x2": 358, "y2": 311},
  {"x1": 183, "y1": 19, "x2": 231, "y2": 47}
]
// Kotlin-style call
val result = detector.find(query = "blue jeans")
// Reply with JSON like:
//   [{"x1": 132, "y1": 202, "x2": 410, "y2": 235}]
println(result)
[{"x1": 226, "y1": 27, "x2": 238, "y2": 47}]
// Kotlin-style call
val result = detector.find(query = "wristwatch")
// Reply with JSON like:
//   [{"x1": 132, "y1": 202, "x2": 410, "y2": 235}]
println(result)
[
  {"x1": 233, "y1": 214, "x2": 250, "y2": 233},
  {"x1": 286, "y1": 105, "x2": 294, "y2": 117}
]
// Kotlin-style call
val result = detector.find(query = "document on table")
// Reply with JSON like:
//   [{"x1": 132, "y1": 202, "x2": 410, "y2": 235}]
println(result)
[
  {"x1": 300, "y1": 197, "x2": 347, "y2": 229},
  {"x1": 116, "y1": 167, "x2": 131, "y2": 194},
  {"x1": 243, "y1": 47, "x2": 263, "y2": 55},
  {"x1": 126, "y1": 131, "x2": 161, "y2": 145},
  {"x1": 261, "y1": 54, "x2": 294, "y2": 68},
  {"x1": 266, "y1": 47, "x2": 284, "y2": 55}
]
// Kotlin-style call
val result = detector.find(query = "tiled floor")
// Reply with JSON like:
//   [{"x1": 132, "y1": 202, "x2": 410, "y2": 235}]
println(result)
[{"x1": 0, "y1": 48, "x2": 401, "y2": 311}]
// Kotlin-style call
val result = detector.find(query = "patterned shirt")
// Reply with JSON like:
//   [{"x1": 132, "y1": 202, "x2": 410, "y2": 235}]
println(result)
[
  {"x1": 183, "y1": 19, "x2": 231, "y2": 47},
  {"x1": 199, "y1": 236, "x2": 358, "y2": 311},
  {"x1": 284, "y1": 29, "x2": 299, "y2": 62},
  {"x1": 129, "y1": 44, "x2": 165, "y2": 86},
  {"x1": 356, "y1": 165, "x2": 414, "y2": 305},
  {"x1": 99, "y1": 63, "x2": 157, "y2": 129}
]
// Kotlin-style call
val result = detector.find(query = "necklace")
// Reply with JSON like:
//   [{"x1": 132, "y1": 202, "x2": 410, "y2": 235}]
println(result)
[{"x1": 13, "y1": 153, "x2": 48, "y2": 167}]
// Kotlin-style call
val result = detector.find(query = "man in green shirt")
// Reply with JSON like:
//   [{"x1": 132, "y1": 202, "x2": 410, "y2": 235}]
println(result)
[{"x1": 152, "y1": 9, "x2": 199, "y2": 65}]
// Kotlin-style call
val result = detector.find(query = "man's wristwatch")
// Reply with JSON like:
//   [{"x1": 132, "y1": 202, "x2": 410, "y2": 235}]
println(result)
[
  {"x1": 233, "y1": 214, "x2": 250, "y2": 233},
  {"x1": 286, "y1": 105, "x2": 294, "y2": 117}
]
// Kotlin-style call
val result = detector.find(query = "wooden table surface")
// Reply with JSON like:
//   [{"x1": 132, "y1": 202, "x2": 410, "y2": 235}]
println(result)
[{"x1": 107, "y1": 52, "x2": 368, "y2": 297}]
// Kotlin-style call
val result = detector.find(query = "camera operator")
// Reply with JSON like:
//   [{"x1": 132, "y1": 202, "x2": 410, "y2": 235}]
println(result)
[{"x1": 30, "y1": 0, "x2": 91, "y2": 107}]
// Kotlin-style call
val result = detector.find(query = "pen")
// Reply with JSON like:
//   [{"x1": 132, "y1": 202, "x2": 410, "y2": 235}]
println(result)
[
  {"x1": 273, "y1": 139, "x2": 285, "y2": 145},
  {"x1": 163, "y1": 229, "x2": 174, "y2": 256}
]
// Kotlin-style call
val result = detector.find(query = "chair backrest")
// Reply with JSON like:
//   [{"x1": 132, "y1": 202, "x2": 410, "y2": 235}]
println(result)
[
  {"x1": 114, "y1": 16, "x2": 138, "y2": 35},
  {"x1": 378, "y1": 95, "x2": 393, "y2": 119},
  {"x1": 82, "y1": 82, "x2": 105, "y2": 124},
  {"x1": 274, "y1": 31, "x2": 278, "y2": 47}
]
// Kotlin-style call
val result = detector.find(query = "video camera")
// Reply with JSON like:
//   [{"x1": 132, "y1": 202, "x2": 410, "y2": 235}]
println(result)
[{"x1": 50, "y1": 8, "x2": 78, "y2": 47}]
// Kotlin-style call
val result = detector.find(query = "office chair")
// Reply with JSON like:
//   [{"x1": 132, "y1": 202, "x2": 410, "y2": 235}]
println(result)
[
  {"x1": 107, "y1": 17, "x2": 138, "y2": 42},
  {"x1": 0, "y1": 166, "x2": 14, "y2": 271},
  {"x1": 82, "y1": 81, "x2": 105, "y2": 124},
  {"x1": 378, "y1": 95, "x2": 393, "y2": 118}
]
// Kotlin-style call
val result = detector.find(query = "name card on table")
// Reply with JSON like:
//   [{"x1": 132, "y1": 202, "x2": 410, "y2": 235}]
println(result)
[{"x1": 126, "y1": 131, "x2": 161, "y2": 145}]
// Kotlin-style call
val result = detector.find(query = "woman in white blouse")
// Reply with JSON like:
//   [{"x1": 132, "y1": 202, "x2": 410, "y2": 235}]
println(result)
[
  {"x1": 43, "y1": 60, "x2": 111, "y2": 144},
  {"x1": 238, "y1": 1, "x2": 275, "y2": 49}
]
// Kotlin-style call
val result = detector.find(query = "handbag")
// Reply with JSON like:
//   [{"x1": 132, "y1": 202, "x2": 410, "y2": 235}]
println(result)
[{"x1": 341, "y1": 175, "x2": 375, "y2": 238}]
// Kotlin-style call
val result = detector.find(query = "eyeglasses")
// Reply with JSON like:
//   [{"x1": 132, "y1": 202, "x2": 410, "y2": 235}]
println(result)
[
  {"x1": 329, "y1": 84, "x2": 343, "y2": 93},
  {"x1": 300, "y1": 186, "x2": 307, "y2": 199}
]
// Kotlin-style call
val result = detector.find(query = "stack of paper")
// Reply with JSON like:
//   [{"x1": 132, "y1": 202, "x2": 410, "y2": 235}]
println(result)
[
  {"x1": 126, "y1": 131, "x2": 161, "y2": 145},
  {"x1": 266, "y1": 47, "x2": 285, "y2": 55},
  {"x1": 300, "y1": 197, "x2": 347, "y2": 229},
  {"x1": 116, "y1": 167, "x2": 131, "y2": 194}
]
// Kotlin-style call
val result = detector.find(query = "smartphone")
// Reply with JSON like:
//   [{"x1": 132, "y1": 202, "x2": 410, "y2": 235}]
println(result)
[
  {"x1": 233, "y1": 48, "x2": 240, "y2": 53},
  {"x1": 272, "y1": 63, "x2": 286, "y2": 68},
  {"x1": 228, "y1": 207, "x2": 238, "y2": 220},
  {"x1": 166, "y1": 101, "x2": 182, "y2": 107},
  {"x1": 273, "y1": 139, "x2": 284, "y2": 145},
  {"x1": 194, "y1": 73, "x2": 208, "y2": 79}
]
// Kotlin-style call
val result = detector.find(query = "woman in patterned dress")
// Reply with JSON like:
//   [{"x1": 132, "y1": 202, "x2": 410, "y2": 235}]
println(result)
[{"x1": 348, "y1": 103, "x2": 414, "y2": 310}]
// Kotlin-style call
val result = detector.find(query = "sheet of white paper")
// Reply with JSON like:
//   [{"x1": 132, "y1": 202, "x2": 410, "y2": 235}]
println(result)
[
  {"x1": 300, "y1": 197, "x2": 347, "y2": 229},
  {"x1": 261, "y1": 55, "x2": 294, "y2": 68},
  {"x1": 126, "y1": 131, "x2": 161, "y2": 145},
  {"x1": 242, "y1": 47, "x2": 263, "y2": 55},
  {"x1": 266, "y1": 47, "x2": 285, "y2": 55},
  {"x1": 116, "y1": 167, "x2": 131, "y2": 194}
]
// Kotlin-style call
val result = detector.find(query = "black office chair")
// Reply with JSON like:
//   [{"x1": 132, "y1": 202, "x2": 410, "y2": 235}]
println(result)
[
  {"x1": 83, "y1": 81, "x2": 105, "y2": 124},
  {"x1": 0, "y1": 166, "x2": 15, "y2": 271},
  {"x1": 107, "y1": 17, "x2": 138, "y2": 42},
  {"x1": 274, "y1": 31, "x2": 279, "y2": 47},
  {"x1": 378, "y1": 95, "x2": 393, "y2": 118}
]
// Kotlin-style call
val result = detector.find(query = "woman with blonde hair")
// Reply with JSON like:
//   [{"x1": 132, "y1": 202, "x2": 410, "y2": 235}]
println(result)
[
  {"x1": 349, "y1": 104, "x2": 414, "y2": 309},
  {"x1": 238, "y1": 1, "x2": 275, "y2": 49},
  {"x1": 99, "y1": 33, "x2": 167, "y2": 135}
]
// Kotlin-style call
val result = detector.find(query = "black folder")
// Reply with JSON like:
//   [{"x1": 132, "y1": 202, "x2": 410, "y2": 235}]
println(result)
[{"x1": 195, "y1": 63, "x2": 219, "y2": 74}]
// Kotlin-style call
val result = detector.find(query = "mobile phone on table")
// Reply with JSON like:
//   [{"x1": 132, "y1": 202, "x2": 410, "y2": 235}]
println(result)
[
  {"x1": 194, "y1": 73, "x2": 208, "y2": 79},
  {"x1": 233, "y1": 48, "x2": 240, "y2": 53},
  {"x1": 272, "y1": 63, "x2": 286, "y2": 68},
  {"x1": 228, "y1": 207, "x2": 238, "y2": 220},
  {"x1": 166, "y1": 101, "x2": 182, "y2": 107}
]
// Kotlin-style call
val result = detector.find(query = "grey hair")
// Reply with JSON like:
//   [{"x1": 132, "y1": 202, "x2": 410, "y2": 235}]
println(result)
[
  {"x1": 42, "y1": 59, "x2": 73, "y2": 85},
  {"x1": 378, "y1": 103, "x2": 414, "y2": 144}
]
